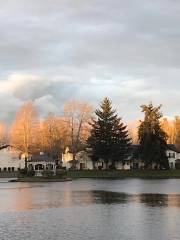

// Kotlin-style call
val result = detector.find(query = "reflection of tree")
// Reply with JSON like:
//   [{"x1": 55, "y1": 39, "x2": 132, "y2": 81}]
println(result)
[
  {"x1": 90, "y1": 191, "x2": 130, "y2": 205},
  {"x1": 137, "y1": 194, "x2": 169, "y2": 207}
]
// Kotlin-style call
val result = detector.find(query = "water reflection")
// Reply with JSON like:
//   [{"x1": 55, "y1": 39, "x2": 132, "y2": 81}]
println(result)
[
  {"x1": 1, "y1": 181, "x2": 180, "y2": 240},
  {"x1": 1, "y1": 184, "x2": 180, "y2": 211}
]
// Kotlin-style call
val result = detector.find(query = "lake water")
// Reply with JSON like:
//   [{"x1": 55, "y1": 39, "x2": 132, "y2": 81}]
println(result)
[{"x1": 0, "y1": 179, "x2": 180, "y2": 240}]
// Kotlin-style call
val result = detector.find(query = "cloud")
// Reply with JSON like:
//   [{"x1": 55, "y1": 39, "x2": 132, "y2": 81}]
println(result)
[{"x1": 0, "y1": 0, "x2": 180, "y2": 122}]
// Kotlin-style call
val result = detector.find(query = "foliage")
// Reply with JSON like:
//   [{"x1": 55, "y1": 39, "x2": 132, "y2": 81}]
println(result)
[
  {"x1": 88, "y1": 98, "x2": 131, "y2": 169},
  {"x1": 18, "y1": 169, "x2": 35, "y2": 177},
  {"x1": 26, "y1": 170, "x2": 35, "y2": 177},
  {"x1": 138, "y1": 103, "x2": 169, "y2": 169},
  {"x1": 18, "y1": 168, "x2": 27, "y2": 176},
  {"x1": 56, "y1": 169, "x2": 65, "y2": 178},
  {"x1": 42, "y1": 170, "x2": 54, "y2": 177}
]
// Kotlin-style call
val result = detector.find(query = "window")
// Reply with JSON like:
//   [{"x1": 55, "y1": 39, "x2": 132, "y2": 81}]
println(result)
[{"x1": 168, "y1": 152, "x2": 175, "y2": 158}]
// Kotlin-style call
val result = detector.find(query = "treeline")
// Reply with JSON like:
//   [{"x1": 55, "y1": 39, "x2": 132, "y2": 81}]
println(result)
[
  {"x1": 9, "y1": 100, "x2": 93, "y2": 161},
  {"x1": 0, "y1": 98, "x2": 179, "y2": 169}
]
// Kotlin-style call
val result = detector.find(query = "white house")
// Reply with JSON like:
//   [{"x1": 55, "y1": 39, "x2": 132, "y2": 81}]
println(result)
[
  {"x1": 0, "y1": 145, "x2": 25, "y2": 172},
  {"x1": 27, "y1": 152, "x2": 56, "y2": 176},
  {"x1": 166, "y1": 145, "x2": 180, "y2": 169},
  {"x1": 62, "y1": 147, "x2": 131, "y2": 170},
  {"x1": 62, "y1": 144, "x2": 180, "y2": 170},
  {"x1": 62, "y1": 147, "x2": 93, "y2": 170}
]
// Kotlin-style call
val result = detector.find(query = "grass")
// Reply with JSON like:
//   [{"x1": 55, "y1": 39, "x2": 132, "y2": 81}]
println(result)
[
  {"x1": 64, "y1": 169, "x2": 180, "y2": 179},
  {"x1": 16, "y1": 177, "x2": 72, "y2": 182}
]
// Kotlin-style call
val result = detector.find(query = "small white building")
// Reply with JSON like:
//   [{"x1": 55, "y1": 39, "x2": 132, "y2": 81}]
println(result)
[
  {"x1": 62, "y1": 147, "x2": 93, "y2": 170},
  {"x1": 166, "y1": 145, "x2": 180, "y2": 169},
  {"x1": 27, "y1": 152, "x2": 56, "y2": 176},
  {"x1": 0, "y1": 145, "x2": 25, "y2": 172}
]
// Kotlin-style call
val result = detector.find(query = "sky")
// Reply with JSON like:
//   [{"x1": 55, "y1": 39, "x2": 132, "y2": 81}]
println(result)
[{"x1": 0, "y1": 0, "x2": 180, "y2": 123}]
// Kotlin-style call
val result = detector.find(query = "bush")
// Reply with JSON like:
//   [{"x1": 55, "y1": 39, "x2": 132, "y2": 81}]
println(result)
[
  {"x1": 109, "y1": 165, "x2": 116, "y2": 170},
  {"x1": 42, "y1": 170, "x2": 54, "y2": 178},
  {"x1": 18, "y1": 169, "x2": 35, "y2": 177},
  {"x1": 56, "y1": 170, "x2": 65, "y2": 178},
  {"x1": 18, "y1": 168, "x2": 27, "y2": 176},
  {"x1": 27, "y1": 170, "x2": 35, "y2": 177}
]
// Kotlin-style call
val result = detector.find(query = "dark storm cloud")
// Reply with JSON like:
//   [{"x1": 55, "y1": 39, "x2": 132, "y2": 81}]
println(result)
[{"x1": 0, "y1": 0, "x2": 180, "y2": 122}]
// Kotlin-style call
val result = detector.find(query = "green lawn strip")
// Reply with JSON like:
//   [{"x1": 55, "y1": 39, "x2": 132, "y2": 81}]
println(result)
[{"x1": 65, "y1": 170, "x2": 180, "y2": 179}]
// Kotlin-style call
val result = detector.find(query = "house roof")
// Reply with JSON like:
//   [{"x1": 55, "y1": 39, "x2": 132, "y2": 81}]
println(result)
[
  {"x1": 28, "y1": 153, "x2": 55, "y2": 163},
  {"x1": 130, "y1": 144, "x2": 180, "y2": 153},
  {"x1": 167, "y1": 144, "x2": 180, "y2": 153},
  {"x1": 0, "y1": 144, "x2": 10, "y2": 150}
]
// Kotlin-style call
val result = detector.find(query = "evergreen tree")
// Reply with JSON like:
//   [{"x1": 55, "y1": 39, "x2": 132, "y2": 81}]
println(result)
[
  {"x1": 87, "y1": 98, "x2": 131, "y2": 169},
  {"x1": 138, "y1": 103, "x2": 169, "y2": 169}
]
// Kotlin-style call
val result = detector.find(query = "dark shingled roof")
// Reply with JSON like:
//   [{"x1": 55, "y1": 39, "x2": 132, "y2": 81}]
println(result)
[
  {"x1": 167, "y1": 144, "x2": 180, "y2": 153},
  {"x1": 28, "y1": 153, "x2": 55, "y2": 163}
]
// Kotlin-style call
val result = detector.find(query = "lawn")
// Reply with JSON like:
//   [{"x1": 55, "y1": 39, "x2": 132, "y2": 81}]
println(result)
[{"x1": 65, "y1": 169, "x2": 180, "y2": 179}]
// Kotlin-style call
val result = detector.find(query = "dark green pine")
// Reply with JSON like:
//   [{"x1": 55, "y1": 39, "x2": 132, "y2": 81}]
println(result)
[
  {"x1": 88, "y1": 97, "x2": 131, "y2": 169},
  {"x1": 138, "y1": 103, "x2": 169, "y2": 169}
]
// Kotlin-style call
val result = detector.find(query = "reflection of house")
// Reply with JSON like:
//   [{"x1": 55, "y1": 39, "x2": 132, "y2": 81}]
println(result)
[
  {"x1": 27, "y1": 152, "x2": 56, "y2": 176},
  {"x1": 0, "y1": 145, "x2": 25, "y2": 172},
  {"x1": 62, "y1": 144, "x2": 180, "y2": 170}
]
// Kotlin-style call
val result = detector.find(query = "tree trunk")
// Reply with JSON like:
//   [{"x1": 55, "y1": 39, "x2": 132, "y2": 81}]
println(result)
[
  {"x1": 25, "y1": 156, "x2": 28, "y2": 171},
  {"x1": 105, "y1": 160, "x2": 108, "y2": 170}
]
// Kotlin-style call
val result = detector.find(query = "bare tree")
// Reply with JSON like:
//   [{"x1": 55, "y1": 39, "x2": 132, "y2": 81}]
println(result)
[
  {"x1": 161, "y1": 118, "x2": 176, "y2": 144},
  {"x1": 127, "y1": 120, "x2": 140, "y2": 144},
  {"x1": 10, "y1": 102, "x2": 39, "y2": 168},
  {"x1": 64, "y1": 100, "x2": 93, "y2": 168},
  {"x1": 40, "y1": 114, "x2": 69, "y2": 158},
  {"x1": 0, "y1": 122, "x2": 8, "y2": 145}
]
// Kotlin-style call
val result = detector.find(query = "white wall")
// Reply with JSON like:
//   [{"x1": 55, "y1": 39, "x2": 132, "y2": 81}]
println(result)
[{"x1": 0, "y1": 147, "x2": 25, "y2": 171}]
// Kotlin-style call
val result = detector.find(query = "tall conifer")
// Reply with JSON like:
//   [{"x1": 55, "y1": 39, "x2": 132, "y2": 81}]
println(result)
[
  {"x1": 138, "y1": 103, "x2": 169, "y2": 169},
  {"x1": 88, "y1": 98, "x2": 131, "y2": 169}
]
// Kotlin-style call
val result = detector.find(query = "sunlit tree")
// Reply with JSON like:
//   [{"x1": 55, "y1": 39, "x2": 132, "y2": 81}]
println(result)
[
  {"x1": 0, "y1": 122, "x2": 8, "y2": 145},
  {"x1": 10, "y1": 102, "x2": 39, "y2": 168},
  {"x1": 40, "y1": 114, "x2": 69, "y2": 158},
  {"x1": 64, "y1": 100, "x2": 93, "y2": 168}
]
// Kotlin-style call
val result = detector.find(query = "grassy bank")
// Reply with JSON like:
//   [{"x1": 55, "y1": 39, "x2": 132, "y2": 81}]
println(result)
[
  {"x1": 65, "y1": 170, "x2": 180, "y2": 179},
  {"x1": 16, "y1": 177, "x2": 72, "y2": 182}
]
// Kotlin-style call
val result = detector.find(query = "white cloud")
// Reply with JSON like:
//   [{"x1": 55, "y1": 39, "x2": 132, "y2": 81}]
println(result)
[{"x1": 0, "y1": 0, "x2": 180, "y2": 122}]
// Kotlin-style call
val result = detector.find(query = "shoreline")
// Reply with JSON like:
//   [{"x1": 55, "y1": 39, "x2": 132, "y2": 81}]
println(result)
[
  {"x1": 64, "y1": 169, "x2": 180, "y2": 179},
  {"x1": 6, "y1": 170, "x2": 180, "y2": 182},
  {"x1": 9, "y1": 177, "x2": 72, "y2": 182}
]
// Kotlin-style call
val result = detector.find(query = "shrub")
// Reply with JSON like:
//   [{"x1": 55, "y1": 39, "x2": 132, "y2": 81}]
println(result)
[
  {"x1": 27, "y1": 170, "x2": 35, "y2": 177},
  {"x1": 56, "y1": 170, "x2": 65, "y2": 178},
  {"x1": 42, "y1": 170, "x2": 54, "y2": 178},
  {"x1": 18, "y1": 168, "x2": 27, "y2": 176}
]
